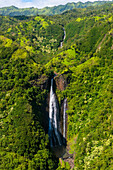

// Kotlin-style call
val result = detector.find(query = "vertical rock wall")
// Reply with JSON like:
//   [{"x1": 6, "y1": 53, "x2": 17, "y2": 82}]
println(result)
[{"x1": 54, "y1": 74, "x2": 68, "y2": 144}]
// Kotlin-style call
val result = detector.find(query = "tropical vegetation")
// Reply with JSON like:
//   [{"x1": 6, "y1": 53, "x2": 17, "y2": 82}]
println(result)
[{"x1": 0, "y1": 2, "x2": 113, "y2": 169}]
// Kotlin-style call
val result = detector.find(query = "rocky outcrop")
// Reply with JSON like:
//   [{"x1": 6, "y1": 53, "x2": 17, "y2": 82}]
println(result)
[{"x1": 54, "y1": 74, "x2": 68, "y2": 91}]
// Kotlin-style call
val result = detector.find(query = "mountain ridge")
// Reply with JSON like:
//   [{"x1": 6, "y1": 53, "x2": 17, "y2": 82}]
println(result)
[{"x1": 0, "y1": 1, "x2": 113, "y2": 16}]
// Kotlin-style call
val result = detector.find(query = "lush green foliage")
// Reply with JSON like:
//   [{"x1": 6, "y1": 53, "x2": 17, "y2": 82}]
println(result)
[
  {"x1": 0, "y1": 2, "x2": 113, "y2": 169},
  {"x1": 0, "y1": 15, "x2": 64, "y2": 64}
]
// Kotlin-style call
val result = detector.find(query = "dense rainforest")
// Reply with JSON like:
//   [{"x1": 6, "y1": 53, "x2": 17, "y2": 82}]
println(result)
[{"x1": 0, "y1": 2, "x2": 113, "y2": 170}]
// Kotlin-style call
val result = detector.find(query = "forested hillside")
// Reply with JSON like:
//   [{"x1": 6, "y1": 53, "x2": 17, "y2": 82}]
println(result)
[
  {"x1": 0, "y1": 15, "x2": 63, "y2": 63},
  {"x1": 0, "y1": 2, "x2": 113, "y2": 170}
]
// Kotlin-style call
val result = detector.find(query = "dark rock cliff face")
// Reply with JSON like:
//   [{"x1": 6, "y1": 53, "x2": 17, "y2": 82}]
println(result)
[
  {"x1": 54, "y1": 74, "x2": 68, "y2": 91},
  {"x1": 30, "y1": 74, "x2": 50, "y2": 133},
  {"x1": 39, "y1": 75, "x2": 50, "y2": 133},
  {"x1": 54, "y1": 73, "x2": 68, "y2": 143}
]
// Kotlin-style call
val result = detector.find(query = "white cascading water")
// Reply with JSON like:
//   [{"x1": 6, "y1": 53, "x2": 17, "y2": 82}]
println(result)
[
  {"x1": 63, "y1": 28, "x2": 66, "y2": 40},
  {"x1": 48, "y1": 79, "x2": 62, "y2": 147},
  {"x1": 60, "y1": 28, "x2": 66, "y2": 48},
  {"x1": 63, "y1": 99, "x2": 67, "y2": 139}
]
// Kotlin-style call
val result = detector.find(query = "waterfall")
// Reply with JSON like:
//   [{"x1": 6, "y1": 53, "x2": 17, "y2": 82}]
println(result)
[
  {"x1": 60, "y1": 28, "x2": 66, "y2": 48},
  {"x1": 63, "y1": 29, "x2": 66, "y2": 40},
  {"x1": 48, "y1": 79, "x2": 62, "y2": 147},
  {"x1": 63, "y1": 99, "x2": 67, "y2": 139}
]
